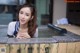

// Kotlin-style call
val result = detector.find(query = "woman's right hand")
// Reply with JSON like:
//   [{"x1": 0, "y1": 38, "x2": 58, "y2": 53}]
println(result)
[{"x1": 16, "y1": 32, "x2": 31, "y2": 39}]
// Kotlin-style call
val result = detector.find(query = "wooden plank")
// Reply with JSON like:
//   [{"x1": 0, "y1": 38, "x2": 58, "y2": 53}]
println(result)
[
  {"x1": 0, "y1": 44, "x2": 6, "y2": 53},
  {"x1": 67, "y1": 42, "x2": 76, "y2": 53},
  {"x1": 75, "y1": 42, "x2": 80, "y2": 53},
  {"x1": 6, "y1": 44, "x2": 9, "y2": 53},
  {"x1": 9, "y1": 44, "x2": 19, "y2": 53},
  {"x1": 44, "y1": 44, "x2": 50, "y2": 53},
  {"x1": 32, "y1": 44, "x2": 38, "y2": 53},
  {"x1": 58, "y1": 43, "x2": 67, "y2": 53},
  {"x1": 49, "y1": 43, "x2": 58, "y2": 53},
  {"x1": 58, "y1": 24, "x2": 80, "y2": 35},
  {"x1": 44, "y1": 44, "x2": 50, "y2": 48},
  {"x1": 25, "y1": 44, "x2": 29, "y2": 53},
  {"x1": 39, "y1": 44, "x2": 46, "y2": 53},
  {"x1": 20, "y1": 44, "x2": 26, "y2": 53}
]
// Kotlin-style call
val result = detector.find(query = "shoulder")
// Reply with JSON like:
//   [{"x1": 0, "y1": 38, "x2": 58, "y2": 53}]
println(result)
[
  {"x1": 33, "y1": 28, "x2": 38, "y2": 38},
  {"x1": 7, "y1": 21, "x2": 17, "y2": 35},
  {"x1": 36, "y1": 28, "x2": 38, "y2": 32},
  {"x1": 8, "y1": 21, "x2": 16, "y2": 26},
  {"x1": 8, "y1": 21, "x2": 17, "y2": 31}
]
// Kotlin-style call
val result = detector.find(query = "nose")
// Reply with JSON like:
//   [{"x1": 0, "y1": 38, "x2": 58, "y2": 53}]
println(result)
[{"x1": 21, "y1": 14, "x2": 25, "y2": 19}]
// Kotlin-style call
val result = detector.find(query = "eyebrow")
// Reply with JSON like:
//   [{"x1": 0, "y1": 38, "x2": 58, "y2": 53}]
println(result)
[{"x1": 20, "y1": 11, "x2": 31, "y2": 14}]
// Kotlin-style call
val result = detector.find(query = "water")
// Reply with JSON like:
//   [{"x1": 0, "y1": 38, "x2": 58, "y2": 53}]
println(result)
[
  {"x1": 38, "y1": 26, "x2": 64, "y2": 38},
  {"x1": 0, "y1": 25, "x2": 8, "y2": 37}
]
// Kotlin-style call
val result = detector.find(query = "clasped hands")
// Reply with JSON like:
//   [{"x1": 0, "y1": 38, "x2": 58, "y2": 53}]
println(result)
[{"x1": 16, "y1": 32, "x2": 31, "y2": 39}]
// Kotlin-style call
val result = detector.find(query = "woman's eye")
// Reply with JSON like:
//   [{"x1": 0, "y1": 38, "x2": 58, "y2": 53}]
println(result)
[
  {"x1": 26, "y1": 13, "x2": 29, "y2": 16},
  {"x1": 20, "y1": 11, "x2": 23, "y2": 14}
]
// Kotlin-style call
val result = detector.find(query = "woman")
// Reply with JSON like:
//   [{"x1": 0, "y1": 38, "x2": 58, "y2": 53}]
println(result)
[{"x1": 7, "y1": 4, "x2": 38, "y2": 39}]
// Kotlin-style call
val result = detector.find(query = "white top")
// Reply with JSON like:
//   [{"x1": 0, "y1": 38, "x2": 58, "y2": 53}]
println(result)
[{"x1": 7, "y1": 21, "x2": 38, "y2": 38}]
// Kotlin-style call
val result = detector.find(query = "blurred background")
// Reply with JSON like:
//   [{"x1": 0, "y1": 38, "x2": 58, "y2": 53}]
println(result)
[
  {"x1": 0, "y1": 0, "x2": 53, "y2": 26},
  {"x1": 0, "y1": 0, "x2": 53, "y2": 37},
  {"x1": 0, "y1": 0, "x2": 80, "y2": 37}
]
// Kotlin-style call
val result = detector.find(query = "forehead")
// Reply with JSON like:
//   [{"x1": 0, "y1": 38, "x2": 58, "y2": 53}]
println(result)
[{"x1": 20, "y1": 7, "x2": 31, "y2": 13}]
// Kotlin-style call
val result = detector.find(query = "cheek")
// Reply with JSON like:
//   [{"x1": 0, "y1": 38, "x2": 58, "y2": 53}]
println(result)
[
  {"x1": 18, "y1": 14, "x2": 22, "y2": 19},
  {"x1": 25, "y1": 16, "x2": 31, "y2": 21},
  {"x1": 18, "y1": 13, "x2": 31, "y2": 22},
  {"x1": 18, "y1": 14, "x2": 23, "y2": 18}
]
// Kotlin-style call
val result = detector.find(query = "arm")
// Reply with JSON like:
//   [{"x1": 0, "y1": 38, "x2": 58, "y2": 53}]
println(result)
[
  {"x1": 7, "y1": 22, "x2": 16, "y2": 38},
  {"x1": 33, "y1": 28, "x2": 38, "y2": 38}
]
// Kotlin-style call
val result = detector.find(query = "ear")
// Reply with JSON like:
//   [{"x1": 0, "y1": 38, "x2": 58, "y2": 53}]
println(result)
[{"x1": 30, "y1": 16, "x2": 34, "y2": 20}]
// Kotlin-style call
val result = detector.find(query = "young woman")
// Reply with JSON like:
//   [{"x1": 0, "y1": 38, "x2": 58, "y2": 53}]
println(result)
[{"x1": 7, "y1": 4, "x2": 38, "y2": 39}]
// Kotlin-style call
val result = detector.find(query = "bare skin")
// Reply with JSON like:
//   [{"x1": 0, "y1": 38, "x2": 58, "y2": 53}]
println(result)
[
  {"x1": 16, "y1": 7, "x2": 32, "y2": 39},
  {"x1": 16, "y1": 28, "x2": 31, "y2": 39}
]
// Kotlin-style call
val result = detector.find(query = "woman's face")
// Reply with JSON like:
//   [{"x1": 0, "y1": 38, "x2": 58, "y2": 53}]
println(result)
[{"x1": 19, "y1": 7, "x2": 32, "y2": 25}]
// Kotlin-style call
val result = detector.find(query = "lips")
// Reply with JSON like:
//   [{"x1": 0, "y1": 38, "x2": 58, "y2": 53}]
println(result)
[
  {"x1": 20, "y1": 19, "x2": 26, "y2": 24},
  {"x1": 21, "y1": 19, "x2": 25, "y2": 22}
]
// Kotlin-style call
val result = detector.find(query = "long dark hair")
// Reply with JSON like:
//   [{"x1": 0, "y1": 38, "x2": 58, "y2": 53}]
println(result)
[{"x1": 17, "y1": 4, "x2": 37, "y2": 38}]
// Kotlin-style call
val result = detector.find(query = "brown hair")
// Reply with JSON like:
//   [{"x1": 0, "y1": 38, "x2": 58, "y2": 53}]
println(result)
[{"x1": 17, "y1": 4, "x2": 37, "y2": 38}]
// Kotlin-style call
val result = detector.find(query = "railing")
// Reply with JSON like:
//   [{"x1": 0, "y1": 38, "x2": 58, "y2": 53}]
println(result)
[
  {"x1": 0, "y1": 24, "x2": 80, "y2": 53},
  {"x1": 0, "y1": 37, "x2": 80, "y2": 53}
]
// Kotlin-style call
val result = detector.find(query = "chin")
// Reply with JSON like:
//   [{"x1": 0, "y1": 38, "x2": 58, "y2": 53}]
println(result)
[
  {"x1": 20, "y1": 22, "x2": 26, "y2": 25},
  {"x1": 21, "y1": 23, "x2": 26, "y2": 25},
  {"x1": 20, "y1": 20, "x2": 28, "y2": 25}
]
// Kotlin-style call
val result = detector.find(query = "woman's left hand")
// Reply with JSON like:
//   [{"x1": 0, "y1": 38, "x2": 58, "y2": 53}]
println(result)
[{"x1": 16, "y1": 32, "x2": 31, "y2": 39}]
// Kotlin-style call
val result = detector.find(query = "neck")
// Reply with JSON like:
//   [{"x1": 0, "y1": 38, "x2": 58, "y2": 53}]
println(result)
[{"x1": 20, "y1": 24, "x2": 28, "y2": 29}]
